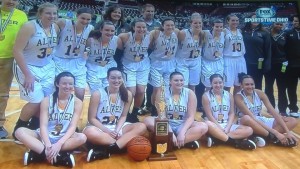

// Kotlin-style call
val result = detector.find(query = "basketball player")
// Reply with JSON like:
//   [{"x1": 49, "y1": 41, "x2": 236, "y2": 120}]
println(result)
[
  {"x1": 242, "y1": 14, "x2": 271, "y2": 90},
  {"x1": 83, "y1": 67, "x2": 147, "y2": 162},
  {"x1": 13, "y1": 2, "x2": 59, "y2": 141},
  {"x1": 0, "y1": 0, "x2": 27, "y2": 139},
  {"x1": 15, "y1": 72, "x2": 86, "y2": 167},
  {"x1": 86, "y1": 21, "x2": 122, "y2": 93},
  {"x1": 223, "y1": 14, "x2": 246, "y2": 94},
  {"x1": 176, "y1": 13, "x2": 205, "y2": 92},
  {"x1": 144, "y1": 72, "x2": 208, "y2": 149},
  {"x1": 148, "y1": 18, "x2": 179, "y2": 116},
  {"x1": 235, "y1": 73, "x2": 298, "y2": 147},
  {"x1": 53, "y1": 7, "x2": 94, "y2": 101},
  {"x1": 203, "y1": 74, "x2": 265, "y2": 149},
  {"x1": 201, "y1": 19, "x2": 225, "y2": 89},
  {"x1": 119, "y1": 19, "x2": 151, "y2": 123}
]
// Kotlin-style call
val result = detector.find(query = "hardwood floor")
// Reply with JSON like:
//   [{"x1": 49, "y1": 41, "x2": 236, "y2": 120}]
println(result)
[{"x1": 0, "y1": 81, "x2": 300, "y2": 169}]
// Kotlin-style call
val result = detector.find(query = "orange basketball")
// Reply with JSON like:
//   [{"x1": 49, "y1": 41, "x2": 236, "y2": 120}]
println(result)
[{"x1": 127, "y1": 136, "x2": 152, "y2": 161}]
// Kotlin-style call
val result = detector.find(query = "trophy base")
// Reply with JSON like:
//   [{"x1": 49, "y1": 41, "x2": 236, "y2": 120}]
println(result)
[{"x1": 147, "y1": 152, "x2": 177, "y2": 161}]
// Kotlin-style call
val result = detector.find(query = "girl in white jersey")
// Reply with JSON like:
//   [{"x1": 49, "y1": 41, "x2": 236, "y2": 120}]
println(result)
[
  {"x1": 119, "y1": 18, "x2": 151, "y2": 123},
  {"x1": 86, "y1": 21, "x2": 122, "y2": 93},
  {"x1": 149, "y1": 18, "x2": 179, "y2": 116},
  {"x1": 144, "y1": 72, "x2": 208, "y2": 149},
  {"x1": 201, "y1": 19, "x2": 225, "y2": 89},
  {"x1": 83, "y1": 67, "x2": 147, "y2": 162},
  {"x1": 13, "y1": 3, "x2": 59, "y2": 141},
  {"x1": 176, "y1": 13, "x2": 205, "y2": 92},
  {"x1": 235, "y1": 73, "x2": 298, "y2": 147},
  {"x1": 15, "y1": 72, "x2": 86, "y2": 167},
  {"x1": 203, "y1": 74, "x2": 263, "y2": 150},
  {"x1": 53, "y1": 7, "x2": 94, "y2": 101},
  {"x1": 223, "y1": 14, "x2": 246, "y2": 95}
]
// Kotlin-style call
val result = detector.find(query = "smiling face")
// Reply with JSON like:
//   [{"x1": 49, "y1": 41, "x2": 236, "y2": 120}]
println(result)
[
  {"x1": 241, "y1": 77, "x2": 255, "y2": 95},
  {"x1": 227, "y1": 15, "x2": 239, "y2": 29},
  {"x1": 191, "y1": 18, "x2": 202, "y2": 32},
  {"x1": 143, "y1": 6, "x2": 155, "y2": 21},
  {"x1": 108, "y1": 70, "x2": 123, "y2": 89},
  {"x1": 38, "y1": 7, "x2": 58, "y2": 24},
  {"x1": 213, "y1": 22, "x2": 223, "y2": 34},
  {"x1": 293, "y1": 16, "x2": 300, "y2": 29},
  {"x1": 211, "y1": 77, "x2": 224, "y2": 93},
  {"x1": 110, "y1": 8, "x2": 122, "y2": 22},
  {"x1": 100, "y1": 24, "x2": 115, "y2": 40},
  {"x1": 162, "y1": 20, "x2": 175, "y2": 34},
  {"x1": 133, "y1": 21, "x2": 147, "y2": 35},
  {"x1": 1, "y1": 0, "x2": 19, "y2": 11},
  {"x1": 56, "y1": 76, "x2": 75, "y2": 95},
  {"x1": 76, "y1": 13, "x2": 92, "y2": 26},
  {"x1": 170, "y1": 74, "x2": 184, "y2": 90}
]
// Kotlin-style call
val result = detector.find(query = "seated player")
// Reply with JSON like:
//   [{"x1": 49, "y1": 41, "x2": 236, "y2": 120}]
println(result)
[
  {"x1": 144, "y1": 72, "x2": 208, "y2": 149},
  {"x1": 83, "y1": 67, "x2": 147, "y2": 162},
  {"x1": 15, "y1": 72, "x2": 86, "y2": 167}
]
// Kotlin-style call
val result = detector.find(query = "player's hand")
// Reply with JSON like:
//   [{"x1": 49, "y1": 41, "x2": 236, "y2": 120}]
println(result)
[
  {"x1": 109, "y1": 130, "x2": 118, "y2": 139},
  {"x1": 285, "y1": 132, "x2": 298, "y2": 145},
  {"x1": 224, "y1": 126, "x2": 230, "y2": 134},
  {"x1": 172, "y1": 134, "x2": 178, "y2": 148},
  {"x1": 176, "y1": 132, "x2": 185, "y2": 148},
  {"x1": 24, "y1": 73, "x2": 36, "y2": 92}
]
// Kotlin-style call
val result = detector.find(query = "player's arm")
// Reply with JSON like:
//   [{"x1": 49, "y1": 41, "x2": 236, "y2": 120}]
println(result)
[{"x1": 115, "y1": 90, "x2": 133, "y2": 133}]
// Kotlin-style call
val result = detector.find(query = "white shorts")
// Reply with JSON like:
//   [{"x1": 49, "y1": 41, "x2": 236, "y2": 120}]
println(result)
[
  {"x1": 86, "y1": 61, "x2": 117, "y2": 93},
  {"x1": 123, "y1": 58, "x2": 150, "y2": 87},
  {"x1": 176, "y1": 57, "x2": 201, "y2": 86},
  {"x1": 83, "y1": 122, "x2": 131, "y2": 136},
  {"x1": 169, "y1": 119, "x2": 184, "y2": 135},
  {"x1": 53, "y1": 57, "x2": 87, "y2": 89},
  {"x1": 13, "y1": 60, "x2": 55, "y2": 103},
  {"x1": 219, "y1": 123, "x2": 239, "y2": 132},
  {"x1": 201, "y1": 58, "x2": 224, "y2": 87},
  {"x1": 223, "y1": 56, "x2": 247, "y2": 87},
  {"x1": 149, "y1": 59, "x2": 176, "y2": 87},
  {"x1": 255, "y1": 116, "x2": 275, "y2": 129}
]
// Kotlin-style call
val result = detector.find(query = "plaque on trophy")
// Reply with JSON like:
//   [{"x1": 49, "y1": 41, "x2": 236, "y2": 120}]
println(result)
[{"x1": 148, "y1": 82, "x2": 177, "y2": 161}]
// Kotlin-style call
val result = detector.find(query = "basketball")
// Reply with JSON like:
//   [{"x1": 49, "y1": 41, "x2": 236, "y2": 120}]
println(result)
[{"x1": 127, "y1": 136, "x2": 152, "y2": 161}]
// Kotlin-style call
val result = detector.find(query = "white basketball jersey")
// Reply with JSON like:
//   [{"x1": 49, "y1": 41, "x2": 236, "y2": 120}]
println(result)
[
  {"x1": 237, "y1": 90, "x2": 262, "y2": 118},
  {"x1": 47, "y1": 94, "x2": 75, "y2": 140},
  {"x1": 23, "y1": 20, "x2": 57, "y2": 66},
  {"x1": 149, "y1": 31, "x2": 178, "y2": 61},
  {"x1": 96, "y1": 88, "x2": 124, "y2": 125},
  {"x1": 202, "y1": 30, "x2": 225, "y2": 61},
  {"x1": 87, "y1": 36, "x2": 118, "y2": 65},
  {"x1": 223, "y1": 28, "x2": 245, "y2": 57},
  {"x1": 176, "y1": 29, "x2": 203, "y2": 60},
  {"x1": 205, "y1": 90, "x2": 230, "y2": 123},
  {"x1": 122, "y1": 32, "x2": 150, "y2": 63},
  {"x1": 164, "y1": 87, "x2": 189, "y2": 120},
  {"x1": 53, "y1": 19, "x2": 93, "y2": 59}
]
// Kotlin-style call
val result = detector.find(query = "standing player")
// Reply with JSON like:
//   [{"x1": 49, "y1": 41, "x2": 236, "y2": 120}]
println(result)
[
  {"x1": 149, "y1": 18, "x2": 179, "y2": 115},
  {"x1": 264, "y1": 22, "x2": 288, "y2": 116},
  {"x1": 119, "y1": 19, "x2": 150, "y2": 122},
  {"x1": 285, "y1": 15, "x2": 300, "y2": 117},
  {"x1": 201, "y1": 19, "x2": 225, "y2": 90},
  {"x1": 242, "y1": 14, "x2": 271, "y2": 90},
  {"x1": 13, "y1": 2, "x2": 59, "y2": 140},
  {"x1": 223, "y1": 14, "x2": 246, "y2": 94},
  {"x1": 176, "y1": 12, "x2": 205, "y2": 92},
  {"x1": 203, "y1": 74, "x2": 264, "y2": 149},
  {"x1": 144, "y1": 72, "x2": 208, "y2": 149},
  {"x1": 15, "y1": 72, "x2": 86, "y2": 167},
  {"x1": 86, "y1": 21, "x2": 122, "y2": 93},
  {"x1": 53, "y1": 7, "x2": 94, "y2": 101},
  {"x1": 83, "y1": 67, "x2": 147, "y2": 162},
  {"x1": 0, "y1": 0, "x2": 27, "y2": 139}
]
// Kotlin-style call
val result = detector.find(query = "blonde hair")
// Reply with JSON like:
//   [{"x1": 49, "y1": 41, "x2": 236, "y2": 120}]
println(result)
[
  {"x1": 37, "y1": 2, "x2": 57, "y2": 18},
  {"x1": 190, "y1": 12, "x2": 202, "y2": 22}
]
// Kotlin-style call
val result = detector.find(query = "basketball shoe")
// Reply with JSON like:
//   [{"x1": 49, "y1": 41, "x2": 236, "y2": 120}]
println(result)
[
  {"x1": 184, "y1": 140, "x2": 200, "y2": 149},
  {"x1": 207, "y1": 137, "x2": 215, "y2": 148},
  {"x1": 24, "y1": 150, "x2": 45, "y2": 165},
  {"x1": 0, "y1": 126, "x2": 8, "y2": 139},
  {"x1": 250, "y1": 136, "x2": 266, "y2": 147},
  {"x1": 52, "y1": 152, "x2": 75, "y2": 167},
  {"x1": 235, "y1": 139, "x2": 256, "y2": 150},
  {"x1": 87, "y1": 148, "x2": 110, "y2": 162}
]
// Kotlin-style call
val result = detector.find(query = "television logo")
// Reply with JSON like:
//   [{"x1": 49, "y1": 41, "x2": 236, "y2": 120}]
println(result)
[{"x1": 255, "y1": 8, "x2": 276, "y2": 18}]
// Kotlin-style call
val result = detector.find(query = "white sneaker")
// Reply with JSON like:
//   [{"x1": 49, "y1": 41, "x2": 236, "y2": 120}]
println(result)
[
  {"x1": 254, "y1": 136, "x2": 266, "y2": 147},
  {"x1": 207, "y1": 137, "x2": 214, "y2": 148},
  {"x1": 290, "y1": 112, "x2": 300, "y2": 118}
]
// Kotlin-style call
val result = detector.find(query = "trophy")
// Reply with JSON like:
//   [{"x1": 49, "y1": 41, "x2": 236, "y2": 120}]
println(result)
[{"x1": 148, "y1": 79, "x2": 177, "y2": 161}]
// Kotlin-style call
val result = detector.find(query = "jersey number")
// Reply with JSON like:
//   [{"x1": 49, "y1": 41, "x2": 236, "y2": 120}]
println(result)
[
  {"x1": 65, "y1": 45, "x2": 78, "y2": 56},
  {"x1": 232, "y1": 43, "x2": 241, "y2": 52},
  {"x1": 37, "y1": 48, "x2": 47, "y2": 58}
]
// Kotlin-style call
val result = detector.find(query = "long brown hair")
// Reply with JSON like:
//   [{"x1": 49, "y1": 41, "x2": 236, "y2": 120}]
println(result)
[{"x1": 107, "y1": 67, "x2": 128, "y2": 103}]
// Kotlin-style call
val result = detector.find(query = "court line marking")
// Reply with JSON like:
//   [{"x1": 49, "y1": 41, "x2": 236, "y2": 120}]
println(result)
[
  {"x1": 291, "y1": 131, "x2": 300, "y2": 139},
  {"x1": 5, "y1": 109, "x2": 21, "y2": 117}
]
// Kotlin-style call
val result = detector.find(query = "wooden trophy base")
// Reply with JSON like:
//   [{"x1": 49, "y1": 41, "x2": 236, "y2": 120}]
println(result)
[{"x1": 148, "y1": 152, "x2": 177, "y2": 161}]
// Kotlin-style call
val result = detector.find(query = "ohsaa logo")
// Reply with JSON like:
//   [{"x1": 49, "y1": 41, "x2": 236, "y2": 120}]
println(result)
[{"x1": 255, "y1": 8, "x2": 276, "y2": 18}]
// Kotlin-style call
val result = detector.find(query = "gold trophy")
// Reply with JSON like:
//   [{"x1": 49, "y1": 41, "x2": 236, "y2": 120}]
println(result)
[{"x1": 148, "y1": 79, "x2": 177, "y2": 161}]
